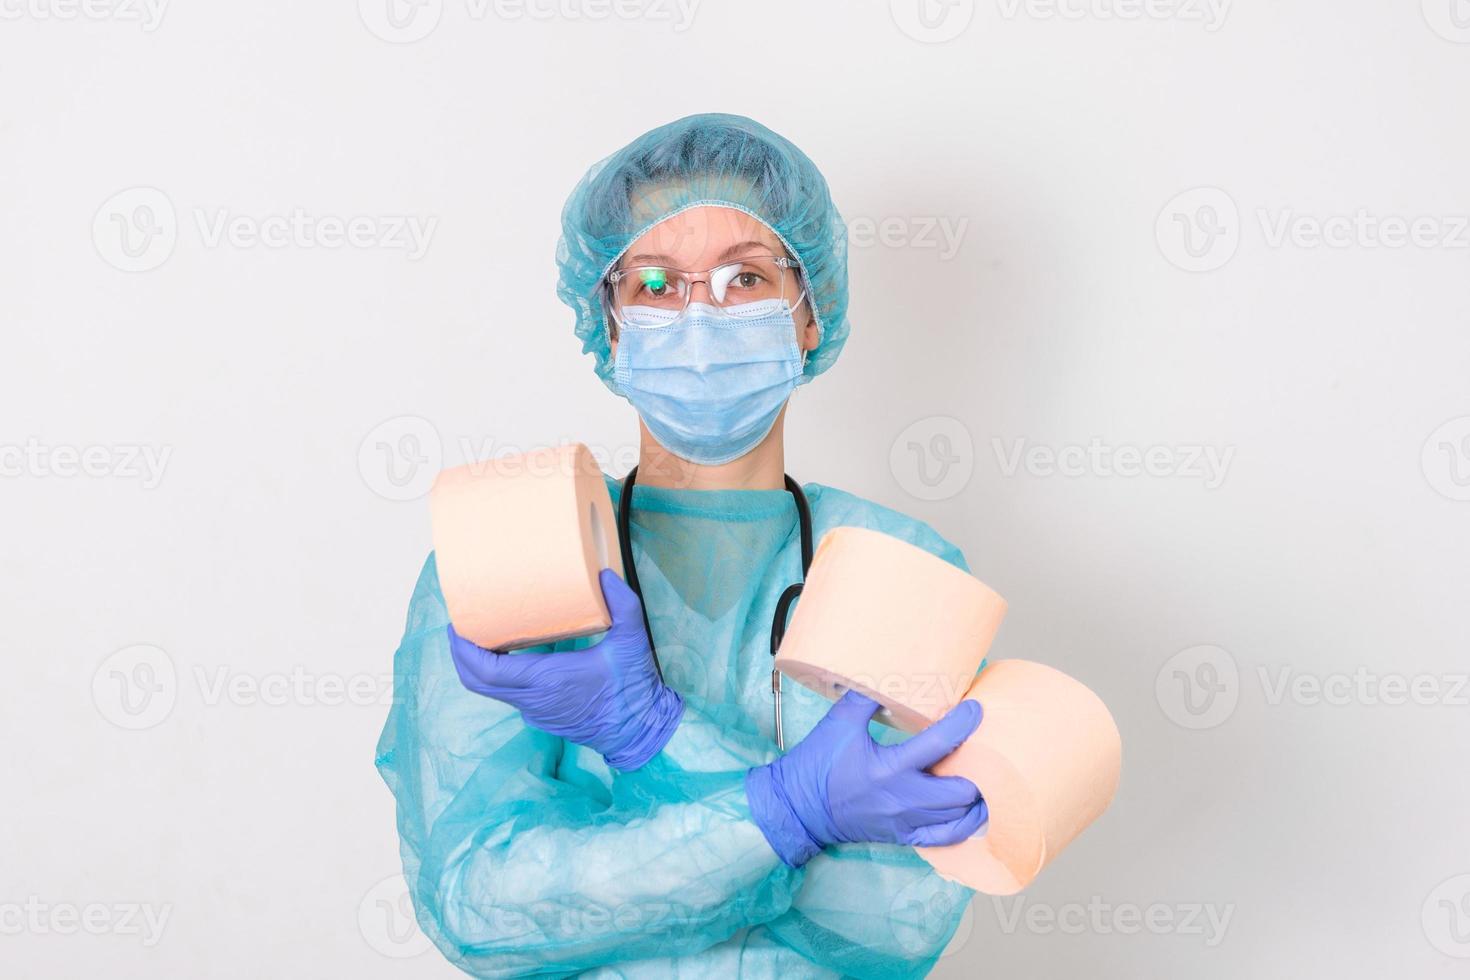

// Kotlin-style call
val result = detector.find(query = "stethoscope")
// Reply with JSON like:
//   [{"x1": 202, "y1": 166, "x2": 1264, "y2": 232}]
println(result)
[{"x1": 617, "y1": 465, "x2": 814, "y2": 751}]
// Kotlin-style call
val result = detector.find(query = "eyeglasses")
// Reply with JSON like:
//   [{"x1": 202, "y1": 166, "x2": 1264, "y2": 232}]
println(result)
[{"x1": 605, "y1": 254, "x2": 805, "y2": 330}]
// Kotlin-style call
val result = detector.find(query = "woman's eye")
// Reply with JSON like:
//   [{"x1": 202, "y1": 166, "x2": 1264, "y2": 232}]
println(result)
[
  {"x1": 733, "y1": 271, "x2": 762, "y2": 288},
  {"x1": 636, "y1": 270, "x2": 672, "y2": 298}
]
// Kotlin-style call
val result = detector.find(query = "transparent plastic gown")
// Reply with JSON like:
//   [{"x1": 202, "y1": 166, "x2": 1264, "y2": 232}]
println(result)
[{"x1": 376, "y1": 477, "x2": 975, "y2": 978}]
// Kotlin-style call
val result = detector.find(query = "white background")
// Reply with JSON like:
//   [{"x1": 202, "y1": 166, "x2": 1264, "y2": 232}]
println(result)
[{"x1": 3, "y1": 1, "x2": 1469, "y2": 976}]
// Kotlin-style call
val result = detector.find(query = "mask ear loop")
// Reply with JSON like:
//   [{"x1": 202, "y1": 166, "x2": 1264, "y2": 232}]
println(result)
[
  {"x1": 602, "y1": 283, "x2": 624, "y2": 342},
  {"x1": 784, "y1": 261, "x2": 814, "y2": 372}
]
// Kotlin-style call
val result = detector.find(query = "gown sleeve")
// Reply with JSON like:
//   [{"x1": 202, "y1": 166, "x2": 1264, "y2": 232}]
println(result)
[{"x1": 374, "y1": 554, "x2": 808, "y2": 979}]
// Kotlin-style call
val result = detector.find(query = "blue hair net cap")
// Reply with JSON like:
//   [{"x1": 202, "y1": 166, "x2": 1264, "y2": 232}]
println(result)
[{"x1": 555, "y1": 113, "x2": 851, "y2": 391}]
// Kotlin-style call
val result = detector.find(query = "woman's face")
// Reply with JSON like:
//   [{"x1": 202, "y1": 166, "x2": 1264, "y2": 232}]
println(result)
[{"x1": 607, "y1": 205, "x2": 820, "y2": 356}]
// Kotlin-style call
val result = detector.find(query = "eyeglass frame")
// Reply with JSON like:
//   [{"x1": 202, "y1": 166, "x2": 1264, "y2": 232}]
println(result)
[{"x1": 602, "y1": 253, "x2": 808, "y2": 334}]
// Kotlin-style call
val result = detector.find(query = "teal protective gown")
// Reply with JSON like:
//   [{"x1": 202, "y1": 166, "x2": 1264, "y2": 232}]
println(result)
[{"x1": 376, "y1": 476, "x2": 975, "y2": 978}]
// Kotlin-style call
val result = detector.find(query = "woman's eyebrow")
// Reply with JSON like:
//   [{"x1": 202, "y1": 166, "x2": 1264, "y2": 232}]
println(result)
[
  {"x1": 714, "y1": 240, "x2": 773, "y2": 263},
  {"x1": 624, "y1": 252, "x2": 676, "y2": 266}
]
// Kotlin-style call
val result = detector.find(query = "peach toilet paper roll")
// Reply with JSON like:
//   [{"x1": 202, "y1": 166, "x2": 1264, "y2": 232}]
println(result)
[
  {"x1": 773, "y1": 525, "x2": 1120, "y2": 894},
  {"x1": 773, "y1": 526, "x2": 1007, "y2": 732},
  {"x1": 430, "y1": 443, "x2": 622, "y2": 651},
  {"x1": 918, "y1": 660, "x2": 1121, "y2": 895}
]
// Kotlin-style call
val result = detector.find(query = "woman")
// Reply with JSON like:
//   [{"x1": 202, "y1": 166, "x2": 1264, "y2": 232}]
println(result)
[{"x1": 376, "y1": 113, "x2": 988, "y2": 979}]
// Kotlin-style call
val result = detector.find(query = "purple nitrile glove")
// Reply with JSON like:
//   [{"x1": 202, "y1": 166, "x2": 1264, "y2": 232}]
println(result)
[
  {"x1": 746, "y1": 691, "x2": 987, "y2": 867},
  {"x1": 448, "y1": 568, "x2": 684, "y2": 771}
]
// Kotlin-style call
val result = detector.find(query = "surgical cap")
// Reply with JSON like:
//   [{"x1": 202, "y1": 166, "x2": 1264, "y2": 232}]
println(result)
[{"x1": 555, "y1": 112, "x2": 851, "y2": 391}]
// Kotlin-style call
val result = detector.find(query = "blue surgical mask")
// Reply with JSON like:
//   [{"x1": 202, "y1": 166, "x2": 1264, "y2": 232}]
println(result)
[{"x1": 613, "y1": 300, "x2": 805, "y2": 466}]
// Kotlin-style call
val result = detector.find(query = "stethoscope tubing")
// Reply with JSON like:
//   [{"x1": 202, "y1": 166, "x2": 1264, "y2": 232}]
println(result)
[{"x1": 617, "y1": 466, "x2": 813, "y2": 750}]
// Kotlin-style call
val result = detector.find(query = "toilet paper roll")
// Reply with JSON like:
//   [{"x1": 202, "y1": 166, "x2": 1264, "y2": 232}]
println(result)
[
  {"x1": 773, "y1": 526, "x2": 1008, "y2": 731},
  {"x1": 430, "y1": 443, "x2": 622, "y2": 651},
  {"x1": 918, "y1": 659, "x2": 1121, "y2": 895}
]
